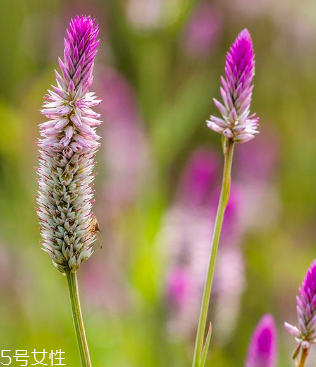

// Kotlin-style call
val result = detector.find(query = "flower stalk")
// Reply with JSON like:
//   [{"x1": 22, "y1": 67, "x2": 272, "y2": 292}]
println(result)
[
  {"x1": 192, "y1": 138, "x2": 234, "y2": 367},
  {"x1": 192, "y1": 28, "x2": 258, "y2": 367},
  {"x1": 66, "y1": 269, "x2": 92, "y2": 367},
  {"x1": 37, "y1": 15, "x2": 101, "y2": 367},
  {"x1": 297, "y1": 348, "x2": 309, "y2": 367}
]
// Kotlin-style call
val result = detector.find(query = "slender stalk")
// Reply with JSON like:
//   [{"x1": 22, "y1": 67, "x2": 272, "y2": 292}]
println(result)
[
  {"x1": 192, "y1": 138, "x2": 235, "y2": 367},
  {"x1": 297, "y1": 348, "x2": 309, "y2": 367},
  {"x1": 66, "y1": 269, "x2": 92, "y2": 367}
]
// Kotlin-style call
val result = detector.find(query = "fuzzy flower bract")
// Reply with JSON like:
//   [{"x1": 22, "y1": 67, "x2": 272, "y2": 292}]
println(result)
[
  {"x1": 207, "y1": 29, "x2": 259, "y2": 143},
  {"x1": 246, "y1": 315, "x2": 277, "y2": 367},
  {"x1": 37, "y1": 16, "x2": 101, "y2": 273},
  {"x1": 285, "y1": 261, "x2": 316, "y2": 349}
]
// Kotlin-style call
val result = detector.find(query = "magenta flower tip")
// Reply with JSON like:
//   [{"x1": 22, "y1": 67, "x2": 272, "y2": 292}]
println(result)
[
  {"x1": 238, "y1": 28, "x2": 252, "y2": 42},
  {"x1": 285, "y1": 261, "x2": 316, "y2": 347},
  {"x1": 207, "y1": 29, "x2": 259, "y2": 143},
  {"x1": 246, "y1": 314, "x2": 277, "y2": 367}
]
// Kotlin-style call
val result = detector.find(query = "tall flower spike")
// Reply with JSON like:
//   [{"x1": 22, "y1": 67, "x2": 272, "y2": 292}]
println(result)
[
  {"x1": 246, "y1": 315, "x2": 277, "y2": 367},
  {"x1": 37, "y1": 16, "x2": 101, "y2": 273},
  {"x1": 207, "y1": 29, "x2": 259, "y2": 143},
  {"x1": 285, "y1": 261, "x2": 316, "y2": 351}
]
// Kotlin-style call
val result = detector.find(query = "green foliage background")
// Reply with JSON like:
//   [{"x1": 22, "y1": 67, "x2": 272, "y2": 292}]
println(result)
[{"x1": 0, "y1": 0, "x2": 316, "y2": 366}]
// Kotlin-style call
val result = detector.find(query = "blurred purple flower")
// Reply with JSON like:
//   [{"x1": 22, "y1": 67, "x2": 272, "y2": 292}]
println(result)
[
  {"x1": 176, "y1": 148, "x2": 219, "y2": 208},
  {"x1": 162, "y1": 148, "x2": 245, "y2": 341},
  {"x1": 96, "y1": 67, "x2": 149, "y2": 209},
  {"x1": 38, "y1": 16, "x2": 101, "y2": 273},
  {"x1": 207, "y1": 29, "x2": 259, "y2": 143},
  {"x1": 235, "y1": 131, "x2": 279, "y2": 182},
  {"x1": 182, "y1": 3, "x2": 222, "y2": 58},
  {"x1": 285, "y1": 261, "x2": 316, "y2": 350},
  {"x1": 234, "y1": 131, "x2": 281, "y2": 232},
  {"x1": 81, "y1": 252, "x2": 129, "y2": 313},
  {"x1": 166, "y1": 267, "x2": 191, "y2": 309},
  {"x1": 246, "y1": 315, "x2": 277, "y2": 367},
  {"x1": 212, "y1": 246, "x2": 245, "y2": 343}
]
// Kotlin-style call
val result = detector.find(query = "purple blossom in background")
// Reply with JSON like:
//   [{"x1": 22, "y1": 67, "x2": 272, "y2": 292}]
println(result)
[
  {"x1": 246, "y1": 315, "x2": 277, "y2": 367},
  {"x1": 212, "y1": 246, "x2": 245, "y2": 343},
  {"x1": 235, "y1": 131, "x2": 279, "y2": 181},
  {"x1": 162, "y1": 149, "x2": 245, "y2": 341},
  {"x1": 234, "y1": 131, "x2": 281, "y2": 232},
  {"x1": 207, "y1": 29, "x2": 259, "y2": 143},
  {"x1": 166, "y1": 267, "x2": 192, "y2": 309},
  {"x1": 37, "y1": 16, "x2": 101, "y2": 273},
  {"x1": 210, "y1": 185, "x2": 244, "y2": 246},
  {"x1": 96, "y1": 67, "x2": 148, "y2": 209},
  {"x1": 176, "y1": 149, "x2": 219, "y2": 208},
  {"x1": 182, "y1": 2, "x2": 222, "y2": 58},
  {"x1": 80, "y1": 68, "x2": 148, "y2": 311},
  {"x1": 285, "y1": 261, "x2": 316, "y2": 349}
]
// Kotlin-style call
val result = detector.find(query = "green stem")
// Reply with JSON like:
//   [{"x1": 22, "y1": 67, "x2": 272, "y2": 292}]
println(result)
[
  {"x1": 297, "y1": 348, "x2": 309, "y2": 367},
  {"x1": 66, "y1": 269, "x2": 92, "y2": 367},
  {"x1": 192, "y1": 138, "x2": 235, "y2": 367}
]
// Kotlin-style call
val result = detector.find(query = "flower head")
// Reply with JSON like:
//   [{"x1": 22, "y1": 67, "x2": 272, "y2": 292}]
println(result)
[
  {"x1": 207, "y1": 29, "x2": 259, "y2": 143},
  {"x1": 285, "y1": 261, "x2": 316, "y2": 349},
  {"x1": 246, "y1": 315, "x2": 277, "y2": 367},
  {"x1": 37, "y1": 16, "x2": 101, "y2": 273}
]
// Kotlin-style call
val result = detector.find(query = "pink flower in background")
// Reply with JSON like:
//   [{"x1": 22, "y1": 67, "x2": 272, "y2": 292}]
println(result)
[
  {"x1": 212, "y1": 247, "x2": 245, "y2": 343},
  {"x1": 176, "y1": 149, "x2": 219, "y2": 208},
  {"x1": 235, "y1": 131, "x2": 279, "y2": 182},
  {"x1": 37, "y1": 16, "x2": 101, "y2": 273},
  {"x1": 81, "y1": 68, "x2": 149, "y2": 310},
  {"x1": 96, "y1": 67, "x2": 149, "y2": 210},
  {"x1": 246, "y1": 315, "x2": 278, "y2": 367},
  {"x1": 234, "y1": 131, "x2": 281, "y2": 231},
  {"x1": 182, "y1": 2, "x2": 222, "y2": 58},
  {"x1": 207, "y1": 29, "x2": 259, "y2": 143},
  {"x1": 162, "y1": 148, "x2": 246, "y2": 341},
  {"x1": 166, "y1": 267, "x2": 191, "y2": 309}
]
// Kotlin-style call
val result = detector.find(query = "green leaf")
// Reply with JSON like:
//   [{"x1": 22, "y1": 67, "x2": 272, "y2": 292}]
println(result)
[{"x1": 199, "y1": 323, "x2": 212, "y2": 367}]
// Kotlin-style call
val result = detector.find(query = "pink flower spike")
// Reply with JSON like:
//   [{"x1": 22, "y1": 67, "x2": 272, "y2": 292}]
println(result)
[
  {"x1": 246, "y1": 315, "x2": 277, "y2": 367},
  {"x1": 285, "y1": 261, "x2": 316, "y2": 348},
  {"x1": 207, "y1": 29, "x2": 259, "y2": 143}
]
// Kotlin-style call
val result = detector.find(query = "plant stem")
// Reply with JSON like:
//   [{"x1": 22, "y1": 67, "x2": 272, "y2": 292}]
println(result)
[
  {"x1": 191, "y1": 138, "x2": 235, "y2": 367},
  {"x1": 297, "y1": 348, "x2": 309, "y2": 367},
  {"x1": 66, "y1": 268, "x2": 92, "y2": 367}
]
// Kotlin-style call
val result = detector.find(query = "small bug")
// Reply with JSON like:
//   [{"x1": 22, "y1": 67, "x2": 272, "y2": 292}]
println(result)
[
  {"x1": 89, "y1": 215, "x2": 102, "y2": 248},
  {"x1": 90, "y1": 215, "x2": 101, "y2": 235}
]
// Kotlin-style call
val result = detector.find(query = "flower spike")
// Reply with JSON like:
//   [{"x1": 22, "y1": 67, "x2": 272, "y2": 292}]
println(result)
[
  {"x1": 207, "y1": 29, "x2": 259, "y2": 143},
  {"x1": 37, "y1": 16, "x2": 101, "y2": 273},
  {"x1": 285, "y1": 261, "x2": 316, "y2": 356},
  {"x1": 246, "y1": 315, "x2": 277, "y2": 367}
]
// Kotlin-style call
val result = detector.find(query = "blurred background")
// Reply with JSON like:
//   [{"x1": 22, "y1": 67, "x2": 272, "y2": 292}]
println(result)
[{"x1": 1, "y1": 0, "x2": 316, "y2": 366}]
